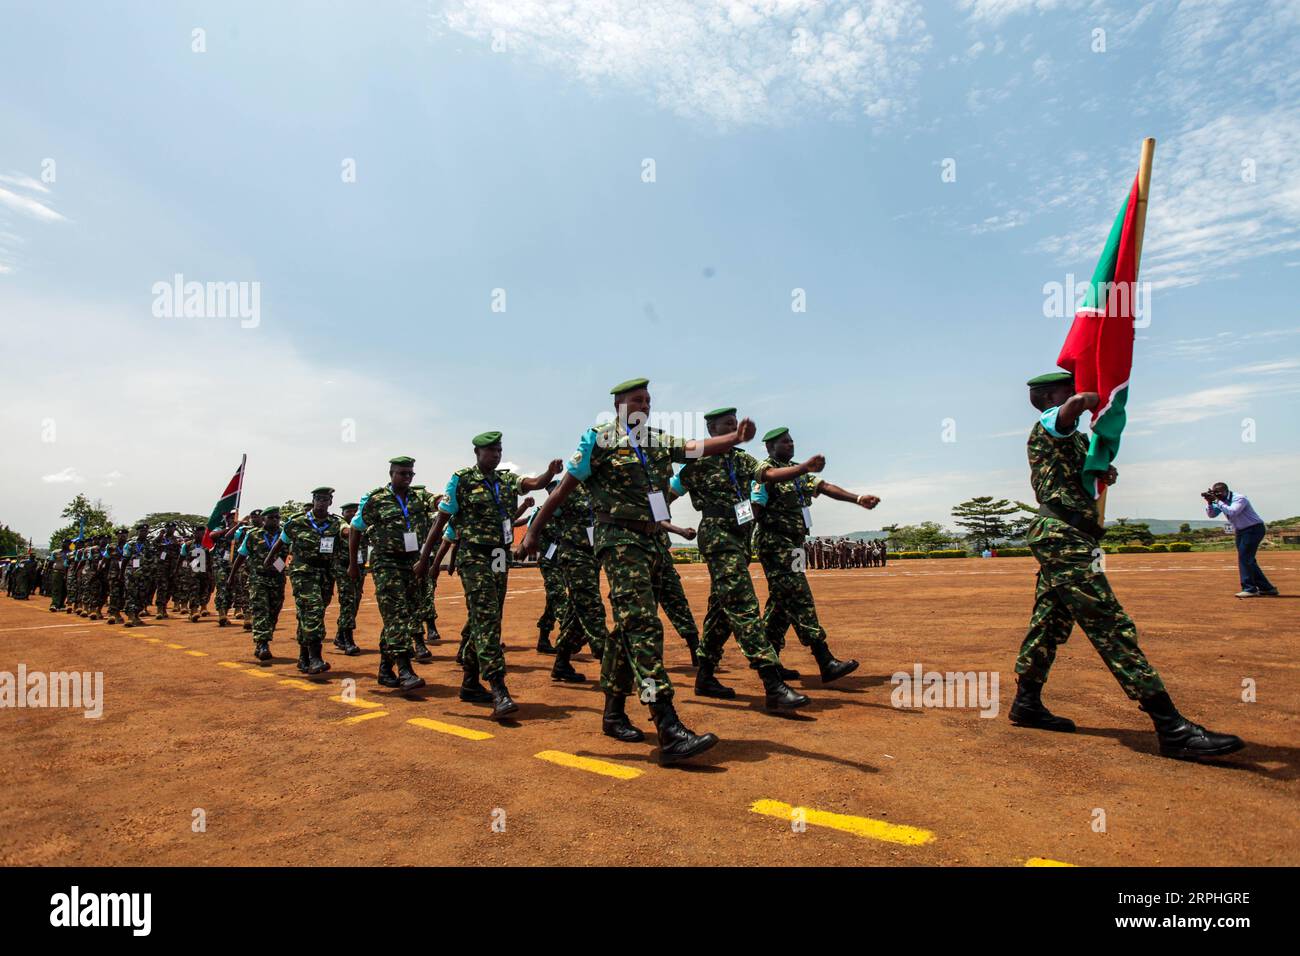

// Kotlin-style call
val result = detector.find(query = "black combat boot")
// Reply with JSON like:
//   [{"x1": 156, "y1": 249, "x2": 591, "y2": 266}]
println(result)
[
  {"x1": 332, "y1": 629, "x2": 348, "y2": 652},
  {"x1": 601, "y1": 693, "x2": 644, "y2": 742},
  {"x1": 425, "y1": 620, "x2": 441, "y2": 645},
  {"x1": 1140, "y1": 692, "x2": 1245, "y2": 760},
  {"x1": 307, "y1": 640, "x2": 330, "y2": 675},
  {"x1": 650, "y1": 698, "x2": 718, "y2": 764},
  {"x1": 377, "y1": 653, "x2": 400, "y2": 688},
  {"x1": 811, "y1": 642, "x2": 858, "y2": 684},
  {"x1": 694, "y1": 661, "x2": 736, "y2": 699},
  {"x1": 412, "y1": 635, "x2": 434, "y2": 664},
  {"x1": 346, "y1": 627, "x2": 361, "y2": 655},
  {"x1": 759, "y1": 664, "x2": 810, "y2": 712},
  {"x1": 1008, "y1": 677, "x2": 1075, "y2": 732},
  {"x1": 488, "y1": 675, "x2": 518, "y2": 719},
  {"x1": 536, "y1": 629, "x2": 556, "y2": 654},
  {"x1": 550, "y1": 647, "x2": 587, "y2": 683},
  {"x1": 394, "y1": 653, "x2": 425, "y2": 691},
  {"x1": 685, "y1": 635, "x2": 700, "y2": 669},
  {"x1": 297, "y1": 643, "x2": 311, "y2": 673},
  {"x1": 254, "y1": 640, "x2": 271, "y2": 662},
  {"x1": 459, "y1": 658, "x2": 493, "y2": 703},
  {"x1": 750, "y1": 658, "x2": 801, "y2": 681}
]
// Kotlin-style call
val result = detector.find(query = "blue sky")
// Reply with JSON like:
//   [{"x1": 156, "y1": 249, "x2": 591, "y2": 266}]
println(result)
[{"x1": 2, "y1": 0, "x2": 1298, "y2": 545}]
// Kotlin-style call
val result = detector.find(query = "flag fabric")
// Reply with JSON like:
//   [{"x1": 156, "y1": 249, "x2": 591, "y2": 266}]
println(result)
[
  {"x1": 1056, "y1": 175, "x2": 1141, "y2": 498},
  {"x1": 202, "y1": 457, "x2": 245, "y2": 548}
]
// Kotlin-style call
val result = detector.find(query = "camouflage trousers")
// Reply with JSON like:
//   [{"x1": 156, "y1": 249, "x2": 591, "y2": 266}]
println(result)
[
  {"x1": 456, "y1": 545, "x2": 510, "y2": 680},
  {"x1": 231, "y1": 564, "x2": 249, "y2": 614},
  {"x1": 418, "y1": 562, "x2": 439, "y2": 627},
  {"x1": 247, "y1": 572, "x2": 286, "y2": 644},
  {"x1": 757, "y1": 542, "x2": 827, "y2": 652},
  {"x1": 654, "y1": 559, "x2": 700, "y2": 647},
  {"x1": 536, "y1": 555, "x2": 566, "y2": 634},
  {"x1": 699, "y1": 544, "x2": 779, "y2": 668},
  {"x1": 335, "y1": 567, "x2": 366, "y2": 631},
  {"x1": 289, "y1": 565, "x2": 334, "y2": 646},
  {"x1": 64, "y1": 567, "x2": 77, "y2": 606},
  {"x1": 124, "y1": 568, "x2": 150, "y2": 616},
  {"x1": 107, "y1": 571, "x2": 124, "y2": 615},
  {"x1": 1016, "y1": 519, "x2": 1165, "y2": 700},
  {"x1": 598, "y1": 534, "x2": 674, "y2": 702},
  {"x1": 213, "y1": 562, "x2": 232, "y2": 613},
  {"x1": 49, "y1": 572, "x2": 66, "y2": 610},
  {"x1": 85, "y1": 571, "x2": 106, "y2": 610},
  {"x1": 371, "y1": 559, "x2": 421, "y2": 656},
  {"x1": 555, "y1": 545, "x2": 608, "y2": 658},
  {"x1": 155, "y1": 565, "x2": 178, "y2": 610}
]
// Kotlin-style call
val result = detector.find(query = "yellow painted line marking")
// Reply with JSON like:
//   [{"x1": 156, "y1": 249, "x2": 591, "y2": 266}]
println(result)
[
  {"x1": 1026, "y1": 857, "x2": 1076, "y2": 867},
  {"x1": 184, "y1": 650, "x2": 209, "y2": 657},
  {"x1": 749, "y1": 800, "x2": 934, "y2": 846},
  {"x1": 165, "y1": 643, "x2": 185, "y2": 649},
  {"x1": 241, "y1": 669, "x2": 276, "y2": 679},
  {"x1": 340, "y1": 711, "x2": 389, "y2": 726},
  {"x1": 534, "y1": 750, "x2": 642, "y2": 780},
  {"x1": 331, "y1": 695, "x2": 384, "y2": 710},
  {"x1": 407, "y1": 717, "x2": 494, "y2": 741},
  {"x1": 217, "y1": 661, "x2": 244, "y2": 669},
  {"x1": 144, "y1": 638, "x2": 163, "y2": 643},
  {"x1": 279, "y1": 679, "x2": 319, "y2": 692}
]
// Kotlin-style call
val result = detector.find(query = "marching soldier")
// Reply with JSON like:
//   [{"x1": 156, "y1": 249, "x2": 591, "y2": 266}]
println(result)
[
  {"x1": 122, "y1": 523, "x2": 154, "y2": 627},
  {"x1": 1012, "y1": 372, "x2": 1243, "y2": 760},
  {"x1": 332, "y1": 503, "x2": 364, "y2": 655},
  {"x1": 410, "y1": 484, "x2": 441, "y2": 660},
  {"x1": 269, "y1": 487, "x2": 340, "y2": 675},
  {"x1": 231, "y1": 511, "x2": 262, "y2": 631},
  {"x1": 154, "y1": 522, "x2": 181, "y2": 618},
  {"x1": 519, "y1": 378, "x2": 754, "y2": 764},
  {"x1": 209, "y1": 511, "x2": 239, "y2": 627},
  {"x1": 416, "y1": 432, "x2": 562, "y2": 719},
  {"x1": 545, "y1": 479, "x2": 609, "y2": 681},
  {"x1": 230, "y1": 507, "x2": 287, "y2": 662},
  {"x1": 533, "y1": 485, "x2": 566, "y2": 655},
  {"x1": 751, "y1": 426, "x2": 877, "y2": 682},
  {"x1": 105, "y1": 528, "x2": 128, "y2": 624}
]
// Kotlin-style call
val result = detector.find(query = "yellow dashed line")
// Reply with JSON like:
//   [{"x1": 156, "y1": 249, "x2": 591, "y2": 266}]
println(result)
[
  {"x1": 184, "y1": 650, "x2": 208, "y2": 657},
  {"x1": 340, "y1": 711, "x2": 389, "y2": 726},
  {"x1": 279, "y1": 679, "x2": 319, "y2": 692},
  {"x1": 407, "y1": 717, "x2": 494, "y2": 741},
  {"x1": 534, "y1": 750, "x2": 642, "y2": 780},
  {"x1": 165, "y1": 643, "x2": 185, "y2": 649},
  {"x1": 749, "y1": 799, "x2": 934, "y2": 846},
  {"x1": 144, "y1": 638, "x2": 163, "y2": 644},
  {"x1": 217, "y1": 661, "x2": 244, "y2": 669},
  {"x1": 241, "y1": 669, "x2": 276, "y2": 680},
  {"x1": 1025, "y1": 857, "x2": 1076, "y2": 867},
  {"x1": 331, "y1": 695, "x2": 384, "y2": 710}
]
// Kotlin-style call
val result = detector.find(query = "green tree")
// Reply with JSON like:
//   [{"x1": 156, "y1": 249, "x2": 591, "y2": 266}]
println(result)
[
  {"x1": 49, "y1": 494, "x2": 115, "y2": 550},
  {"x1": 1106, "y1": 521, "x2": 1154, "y2": 546},
  {"x1": 950, "y1": 496, "x2": 1020, "y2": 551},
  {"x1": 138, "y1": 512, "x2": 207, "y2": 534},
  {"x1": 883, "y1": 522, "x2": 957, "y2": 552},
  {"x1": 1179, "y1": 522, "x2": 1191, "y2": 534},
  {"x1": 1, "y1": 524, "x2": 29, "y2": 556}
]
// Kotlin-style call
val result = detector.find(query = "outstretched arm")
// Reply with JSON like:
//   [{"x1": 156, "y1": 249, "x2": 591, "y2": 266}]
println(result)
[
  {"x1": 682, "y1": 418, "x2": 757, "y2": 459},
  {"x1": 520, "y1": 459, "x2": 564, "y2": 493},
  {"x1": 517, "y1": 472, "x2": 579, "y2": 558},
  {"x1": 817, "y1": 481, "x2": 880, "y2": 509}
]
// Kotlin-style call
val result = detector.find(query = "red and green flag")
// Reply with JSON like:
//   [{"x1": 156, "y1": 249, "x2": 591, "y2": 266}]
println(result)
[
  {"x1": 202, "y1": 455, "x2": 245, "y2": 548},
  {"x1": 1056, "y1": 174, "x2": 1142, "y2": 498}
]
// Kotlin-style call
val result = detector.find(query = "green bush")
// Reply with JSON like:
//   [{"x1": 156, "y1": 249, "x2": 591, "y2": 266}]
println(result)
[
  {"x1": 1148, "y1": 543, "x2": 1169, "y2": 553},
  {"x1": 927, "y1": 549, "x2": 968, "y2": 559},
  {"x1": 994, "y1": 547, "x2": 1031, "y2": 557},
  {"x1": 1116, "y1": 544, "x2": 1150, "y2": 553},
  {"x1": 890, "y1": 551, "x2": 928, "y2": 559},
  {"x1": 1168, "y1": 542, "x2": 1192, "y2": 552}
]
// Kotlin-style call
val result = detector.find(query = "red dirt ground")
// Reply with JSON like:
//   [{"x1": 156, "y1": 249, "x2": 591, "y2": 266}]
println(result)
[{"x1": 1, "y1": 552, "x2": 1296, "y2": 866}]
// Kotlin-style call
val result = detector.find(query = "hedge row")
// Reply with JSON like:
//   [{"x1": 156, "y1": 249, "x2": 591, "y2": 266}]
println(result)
[{"x1": 1103, "y1": 542, "x2": 1192, "y2": 554}]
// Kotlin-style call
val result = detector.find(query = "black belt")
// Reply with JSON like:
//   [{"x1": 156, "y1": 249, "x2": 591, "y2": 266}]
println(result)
[
  {"x1": 1037, "y1": 501, "x2": 1105, "y2": 541},
  {"x1": 595, "y1": 513, "x2": 659, "y2": 536}
]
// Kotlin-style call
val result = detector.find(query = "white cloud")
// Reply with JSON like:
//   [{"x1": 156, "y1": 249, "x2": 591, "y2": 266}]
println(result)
[
  {"x1": 0, "y1": 185, "x2": 65, "y2": 223},
  {"x1": 958, "y1": 0, "x2": 1065, "y2": 25},
  {"x1": 1134, "y1": 379, "x2": 1300, "y2": 427},
  {"x1": 42, "y1": 467, "x2": 84, "y2": 484},
  {"x1": 441, "y1": 1, "x2": 932, "y2": 127}
]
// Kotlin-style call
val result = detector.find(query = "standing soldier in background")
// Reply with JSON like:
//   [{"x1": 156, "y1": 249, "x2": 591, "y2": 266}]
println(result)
[
  {"x1": 178, "y1": 528, "x2": 204, "y2": 622},
  {"x1": 122, "y1": 523, "x2": 154, "y2": 627},
  {"x1": 63, "y1": 542, "x2": 78, "y2": 613},
  {"x1": 105, "y1": 527, "x2": 128, "y2": 625},
  {"x1": 533, "y1": 482, "x2": 566, "y2": 655},
  {"x1": 209, "y1": 511, "x2": 238, "y2": 627},
  {"x1": 47, "y1": 542, "x2": 68, "y2": 612},
  {"x1": 350, "y1": 456, "x2": 432, "y2": 692},
  {"x1": 670, "y1": 406, "x2": 808, "y2": 710},
  {"x1": 1012, "y1": 372, "x2": 1243, "y2": 760},
  {"x1": 410, "y1": 484, "x2": 441, "y2": 660},
  {"x1": 154, "y1": 522, "x2": 182, "y2": 619},
  {"x1": 751, "y1": 426, "x2": 878, "y2": 683},
  {"x1": 546, "y1": 478, "x2": 608, "y2": 680},
  {"x1": 232, "y1": 510, "x2": 261, "y2": 629},
  {"x1": 230, "y1": 507, "x2": 287, "y2": 662},
  {"x1": 333, "y1": 503, "x2": 364, "y2": 655},
  {"x1": 269, "y1": 488, "x2": 339, "y2": 675}
]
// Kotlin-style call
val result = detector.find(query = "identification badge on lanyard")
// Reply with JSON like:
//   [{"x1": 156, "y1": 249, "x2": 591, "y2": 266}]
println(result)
[
  {"x1": 503, "y1": 519, "x2": 513, "y2": 545},
  {"x1": 272, "y1": 557, "x2": 286, "y2": 573},
  {"x1": 159, "y1": 550, "x2": 167, "y2": 560},
  {"x1": 545, "y1": 542, "x2": 558, "y2": 561},
  {"x1": 132, "y1": 558, "x2": 141, "y2": 569},
  {"x1": 735, "y1": 500, "x2": 754, "y2": 525},
  {"x1": 648, "y1": 491, "x2": 670, "y2": 523},
  {"x1": 358, "y1": 546, "x2": 367, "y2": 565},
  {"x1": 586, "y1": 526, "x2": 595, "y2": 547},
  {"x1": 801, "y1": 506, "x2": 813, "y2": 531},
  {"x1": 403, "y1": 532, "x2": 419, "y2": 552},
  {"x1": 319, "y1": 538, "x2": 334, "y2": 554}
]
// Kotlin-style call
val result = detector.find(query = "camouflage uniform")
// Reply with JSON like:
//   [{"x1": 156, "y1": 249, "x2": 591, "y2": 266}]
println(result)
[
  {"x1": 334, "y1": 522, "x2": 366, "y2": 634},
  {"x1": 154, "y1": 534, "x2": 181, "y2": 613},
  {"x1": 123, "y1": 538, "x2": 155, "y2": 619},
  {"x1": 568, "y1": 422, "x2": 690, "y2": 701},
  {"x1": 535, "y1": 515, "x2": 567, "y2": 637},
  {"x1": 439, "y1": 466, "x2": 522, "y2": 681},
  {"x1": 238, "y1": 528, "x2": 287, "y2": 647},
  {"x1": 48, "y1": 549, "x2": 67, "y2": 610},
  {"x1": 411, "y1": 486, "x2": 440, "y2": 636},
  {"x1": 550, "y1": 482, "x2": 607, "y2": 658},
  {"x1": 752, "y1": 458, "x2": 828, "y2": 652},
  {"x1": 653, "y1": 530, "x2": 700, "y2": 650},
  {"x1": 353, "y1": 484, "x2": 433, "y2": 656},
  {"x1": 280, "y1": 511, "x2": 340, "y2": 647},
  {"x1": 106, "y1": 543, "x2": 127, "y2": 620},
  {"x1": 1015, "y1": 412, "x2": 1165, "y2": 700},
  {"x1": 673, "y1": 450, "x2": 779, "y2": 668},
  {"x1": 211, "y1": 529, "x2": 236, "y2": 618}
]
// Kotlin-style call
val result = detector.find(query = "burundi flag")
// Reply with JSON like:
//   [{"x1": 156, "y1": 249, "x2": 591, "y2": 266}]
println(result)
[
  {"x1": 1056, "y1": 174, "x2": 1142, "y2": 498},
  {"x1": 202, "y1": 455, "x2": 246, "y2": 548}
]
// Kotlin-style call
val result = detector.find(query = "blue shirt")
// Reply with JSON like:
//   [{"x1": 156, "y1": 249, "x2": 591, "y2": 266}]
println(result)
[{"x1": 1206, "y1": 492, "x2": 1264, "y2": 531}]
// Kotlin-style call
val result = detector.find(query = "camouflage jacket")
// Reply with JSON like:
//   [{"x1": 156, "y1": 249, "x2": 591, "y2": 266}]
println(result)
[
  {"x1": 1027, "y1": 414, "x2": 1096, "y2": 519},
  {"x1": 123, "y1": 539, "x2": 155, "y2": 575},
  {"x1": 567, "y1": 422, "x2": 689, "y2": 522},
  {"x1": 238, "y1": 527, "x2": 285, "y2": 578},
  {"x1": 752, "y1": 457, "x2": 822, "y2": 547},
  {"x1": 440, "y1": 467, "x2": 522, "y2": 547},
  {"x1": 279, "y1": 511, "x2": 341, "y2": 571},
  {"x1": 550, "y1": 482, "x2": 595, "y2": 551},
  {"x1": 354, "y1": 485, "x2": 433, "y2": 565},
  {"x1": 673, "y1": 449, "x2": 759, "y2": 553}
]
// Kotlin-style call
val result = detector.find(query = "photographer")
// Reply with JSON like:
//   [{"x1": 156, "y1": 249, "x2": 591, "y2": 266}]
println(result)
[{"x1": 1203, "y1": 482, "x2": 1279, "y2": 598}]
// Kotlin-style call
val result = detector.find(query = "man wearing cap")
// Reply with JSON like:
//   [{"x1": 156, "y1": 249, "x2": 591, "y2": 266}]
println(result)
[
  {"x1": 153, "y1": 522, "x2": 182, "y2": 619},
  {"x1": 350, "y1": 457, "x2": 432, "y2": 692},
  {"x1": 671, "y1": 407, "x2": 808, "y2": 710},
  {"x1": 1013, "y1": 372, "x2": 1243, "y2": 760},
  {"x1": 410, "y1": 484, "x2": 441, "y2": 660},
  {"x1": 519, "y1": 378, "x2": 755, "y2": 764},
  {"x1": 230, "y1": 507, "x2": 287, "y2": 662},
  {"x1": 752, "y1": 426, "x2": 877, "y2": 683},
  {"x1": 122, "y1": 523, "x2": 155, "y2": 627},
  {"x1": 332, "y1": 503, "x2": 364, "y2": 655},
  {"x1": 269, "y1": 488, "x2": 341, "y2": 675},
  {"x1": 230, "y1": 510, "x2": 262, "y2": 630},
  {"x1": 416, "y1": 432, "x2": 562, "y2": 719},
  {"x1": 209, "y1": 510, "x2": 239, "y2": 627}
]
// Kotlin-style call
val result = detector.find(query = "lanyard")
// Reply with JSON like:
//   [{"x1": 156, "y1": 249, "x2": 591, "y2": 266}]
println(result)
[
  {"x1": 263, "y1": 531, "x2": 275, "y2": 551},
  {"x1": 390, "y1": 484, "x2": 411, "y2": 530},
  {"x1": 723, "y1": 453, "x2": 744, "y2": 502},
  {"x1": 132, "y1": 542, "x2": 143, "y2": 555},
  {"x1": 624, "y1": 424, "x2": 660, "y2": 489},
  {"x1": 482, "y1": 475, "x2": 510, "y2": 524},
  {"x1": 307, "y1": 512, "x2": 331, "y2": 536}
]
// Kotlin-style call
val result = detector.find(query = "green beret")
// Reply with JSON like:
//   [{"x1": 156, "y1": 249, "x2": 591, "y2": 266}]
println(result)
[
  {"x1": 389, "y1": 456, "x2": 415, "y2": 466},
  {"x1": 472, "y1": 430, "x2": 503, "y2": 447},
  {"x1": 261, "y1": 506, "x2": 281, "y2": 517},
  {"x1": 1026, "y1": 371, "x2": 1074, "y2": 387},
  {"x1": 311, "y1": 486, "x2": 334, "y2": 496},
  {"x1": 704, "y1": 406, "x2": 737, "y2": 420},
  {"x1": 341, "y1": 502, "x2": 359, "y2": 510},
  {"x1": 762, "y1": 426, "x2": 790, "y2": 442},
  {"x1": 610, "y1": 377, "x2": 650, "y2": 396}
]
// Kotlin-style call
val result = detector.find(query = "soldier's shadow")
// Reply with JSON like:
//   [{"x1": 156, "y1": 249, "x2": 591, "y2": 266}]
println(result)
[{"x1": 1073, "y1": 724, "x2": 1300, "y2": 778}]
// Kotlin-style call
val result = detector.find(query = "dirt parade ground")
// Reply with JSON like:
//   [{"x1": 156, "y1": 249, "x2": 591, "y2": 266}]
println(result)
[{"x1": 2, "y1": 552, "x2": 1296, "y2": 868}]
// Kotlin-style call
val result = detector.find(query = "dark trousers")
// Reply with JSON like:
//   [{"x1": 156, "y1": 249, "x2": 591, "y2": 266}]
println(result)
[{"x1": 1235, "y1": 523, "x2": 1274, "y2": 593}]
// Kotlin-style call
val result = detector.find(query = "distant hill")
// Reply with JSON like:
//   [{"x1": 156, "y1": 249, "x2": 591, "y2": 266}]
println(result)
[
  {"x1": 1105, "y1": 518, "x2": 1225, "y2": 535},
  {"x1": 840, "y1": 530, "x2": 890, "y2": 541}
]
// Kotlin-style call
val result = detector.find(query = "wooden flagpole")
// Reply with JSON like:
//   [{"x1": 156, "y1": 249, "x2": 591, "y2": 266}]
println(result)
[{"x1": 1097, "y1": 137, "x2": 1155, "y2": 528}]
